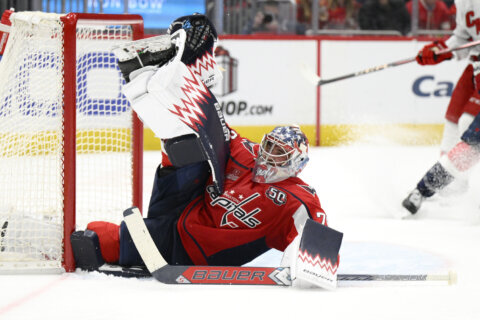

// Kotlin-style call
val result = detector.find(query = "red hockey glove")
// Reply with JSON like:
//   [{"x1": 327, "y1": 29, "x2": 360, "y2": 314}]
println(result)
[
  {"x1": 416, "y1": 40, "x2": 453, "y2": 65},
  {"x1": 0, "y1": 9, "x2": 13, "y2": 56}
]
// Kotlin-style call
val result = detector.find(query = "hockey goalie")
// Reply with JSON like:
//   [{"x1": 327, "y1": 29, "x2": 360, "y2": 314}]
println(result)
[{"x1": 71, "y1": 14, "x2": 343, "y2": 289}]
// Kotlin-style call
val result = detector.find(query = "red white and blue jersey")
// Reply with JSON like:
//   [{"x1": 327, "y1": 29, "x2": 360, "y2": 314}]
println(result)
[{"x1": 177, "y1": 129, "x2": 326, "y2": 265}]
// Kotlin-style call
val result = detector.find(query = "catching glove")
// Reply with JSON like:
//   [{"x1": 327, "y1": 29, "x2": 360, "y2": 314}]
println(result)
[{"x1": 416, "y1": 40, "x2": 453, "y2": 65}]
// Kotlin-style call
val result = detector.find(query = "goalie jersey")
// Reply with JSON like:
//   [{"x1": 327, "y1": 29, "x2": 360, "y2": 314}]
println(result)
[{"x1": 174, "y1": 129, "x2": 327, "y2": 266}]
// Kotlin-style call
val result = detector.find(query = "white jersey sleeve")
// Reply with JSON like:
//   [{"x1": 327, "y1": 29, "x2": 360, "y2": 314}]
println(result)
[{"x1": 446, "y1": 0, "x2": 480, "y2": 59}]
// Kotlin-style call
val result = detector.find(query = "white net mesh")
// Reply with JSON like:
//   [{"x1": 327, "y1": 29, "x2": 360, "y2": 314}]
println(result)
[
  {"x1": 75, "y1": 23, "x2": 134, "y2": 228},
  {"x1": 0, "y1": 12, "x2": 139, "y2": 271}
]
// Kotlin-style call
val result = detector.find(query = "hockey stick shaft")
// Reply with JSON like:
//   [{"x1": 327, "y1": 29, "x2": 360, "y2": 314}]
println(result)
[
  {"x1": 151, "y1": 265, "x2": 456, "y2": 285},
  {"x1": 315, "y1": 39, "x2": 480, "y2": 86},
  {"x1": 96, "y1": 264, "x2": 456, "y2": 285}
]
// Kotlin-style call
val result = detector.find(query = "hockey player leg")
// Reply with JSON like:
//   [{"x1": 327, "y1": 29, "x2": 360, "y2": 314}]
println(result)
[
  {"x1": 440, "y1": 119, "x2": 461, "y2": 155},
  {"x1": 402, "y1": 162, "x2": 455, "y2": 215},
  {"x1": 113, "y1": 13, "x2": 221, "y2": 87},
  {"x1": 281, "y1": 219, "x2": 343, "y2": 290},
  {"x1": 121, "y1": 28, "x2": 229, "y2": 193},
  {"x1": 120, "y1": 163, "x2": 208, "y2": 266},
  {"x1": 402, "y1": 115, "x2": 480, "y2": 215},
  {"x1": 441, "y1": 113, "x2": 480, "y2": 175}
]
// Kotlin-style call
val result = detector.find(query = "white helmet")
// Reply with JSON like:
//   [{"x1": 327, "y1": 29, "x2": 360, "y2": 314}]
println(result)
[{"x1": 252, "y1": 125, "x2": 309, "y2": 183}]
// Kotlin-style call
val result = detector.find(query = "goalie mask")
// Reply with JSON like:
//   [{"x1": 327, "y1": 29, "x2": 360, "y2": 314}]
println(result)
[
  {"x1": 168, "y1": 13, "x2": 222, "y2": 87},
  {"x1": 253, "y1": 126, "x2": 309, "y2": 183}
]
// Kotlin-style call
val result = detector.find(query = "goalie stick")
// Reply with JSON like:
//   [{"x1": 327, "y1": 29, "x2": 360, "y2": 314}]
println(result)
[
  {"x1": 305, "y1": 39, "x2": 480, "y2": 86},
  {"x1": 94, "y1": 261, "x2": 457, "y2": 286},
  {"x1": 122, "y1": 207, "x2": 457, "y2": 286}
]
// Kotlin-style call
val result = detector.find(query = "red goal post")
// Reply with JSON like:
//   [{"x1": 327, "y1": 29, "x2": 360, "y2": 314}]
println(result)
[{"x1": 0, "y1": 12, "x2": 144, "y2": 273}]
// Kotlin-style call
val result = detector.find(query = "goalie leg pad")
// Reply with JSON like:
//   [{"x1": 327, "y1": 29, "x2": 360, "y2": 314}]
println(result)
[{"x1": 71, "y1": 230, "x2": 105, "y2": 271}]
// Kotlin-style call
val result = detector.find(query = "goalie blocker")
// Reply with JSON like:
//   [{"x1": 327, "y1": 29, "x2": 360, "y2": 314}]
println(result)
[{"x1": 281, "y1": 218, "x2": 343, "y2": 289}]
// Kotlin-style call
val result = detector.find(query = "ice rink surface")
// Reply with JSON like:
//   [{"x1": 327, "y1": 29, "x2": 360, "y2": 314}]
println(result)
[{"x1": 0, "y1": 143, "x2": 479, "y2": 320}]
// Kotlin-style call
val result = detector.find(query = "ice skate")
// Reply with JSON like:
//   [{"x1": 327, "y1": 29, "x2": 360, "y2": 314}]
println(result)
[
  {"x1": 71, "y1": 230, "x2": 105, "y2": 271},
  {"x1": 402, "y1": 188, "x2": 424, "y2": 215}
]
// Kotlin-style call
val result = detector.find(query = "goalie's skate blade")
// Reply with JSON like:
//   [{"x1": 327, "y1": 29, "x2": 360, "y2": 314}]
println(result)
[{"x1": 96, "y1": 264, "x2": 151, "y2": 278}]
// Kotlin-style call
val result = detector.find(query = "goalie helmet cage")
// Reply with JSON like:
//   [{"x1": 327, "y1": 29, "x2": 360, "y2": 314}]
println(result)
[{"x1": 0, "y1": 12, "x2": 144, "y2": 273}]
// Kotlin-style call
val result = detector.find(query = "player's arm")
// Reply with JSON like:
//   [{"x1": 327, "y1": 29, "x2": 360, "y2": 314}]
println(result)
[
  {"x1": 417, "y1": 4, "x2": 471, "y2": 65},
  {"x1": 445, "y1": 3, "x2": 473, "y2": 60}
]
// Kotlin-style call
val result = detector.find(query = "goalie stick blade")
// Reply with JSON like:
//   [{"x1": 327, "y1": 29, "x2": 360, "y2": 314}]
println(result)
[{"x1": 152, "y1": 265, "x2": 291, "y2": 285}]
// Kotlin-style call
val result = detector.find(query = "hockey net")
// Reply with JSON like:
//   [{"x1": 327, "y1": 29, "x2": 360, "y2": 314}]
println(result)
[{"x1": 0, "y1": 12, "x2": 144, "y2": 272}]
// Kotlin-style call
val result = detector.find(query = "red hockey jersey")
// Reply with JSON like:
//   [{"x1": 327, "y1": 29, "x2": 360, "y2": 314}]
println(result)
[{"x1": 177, "y1": 129, "x2": 327, "y2": 265}]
